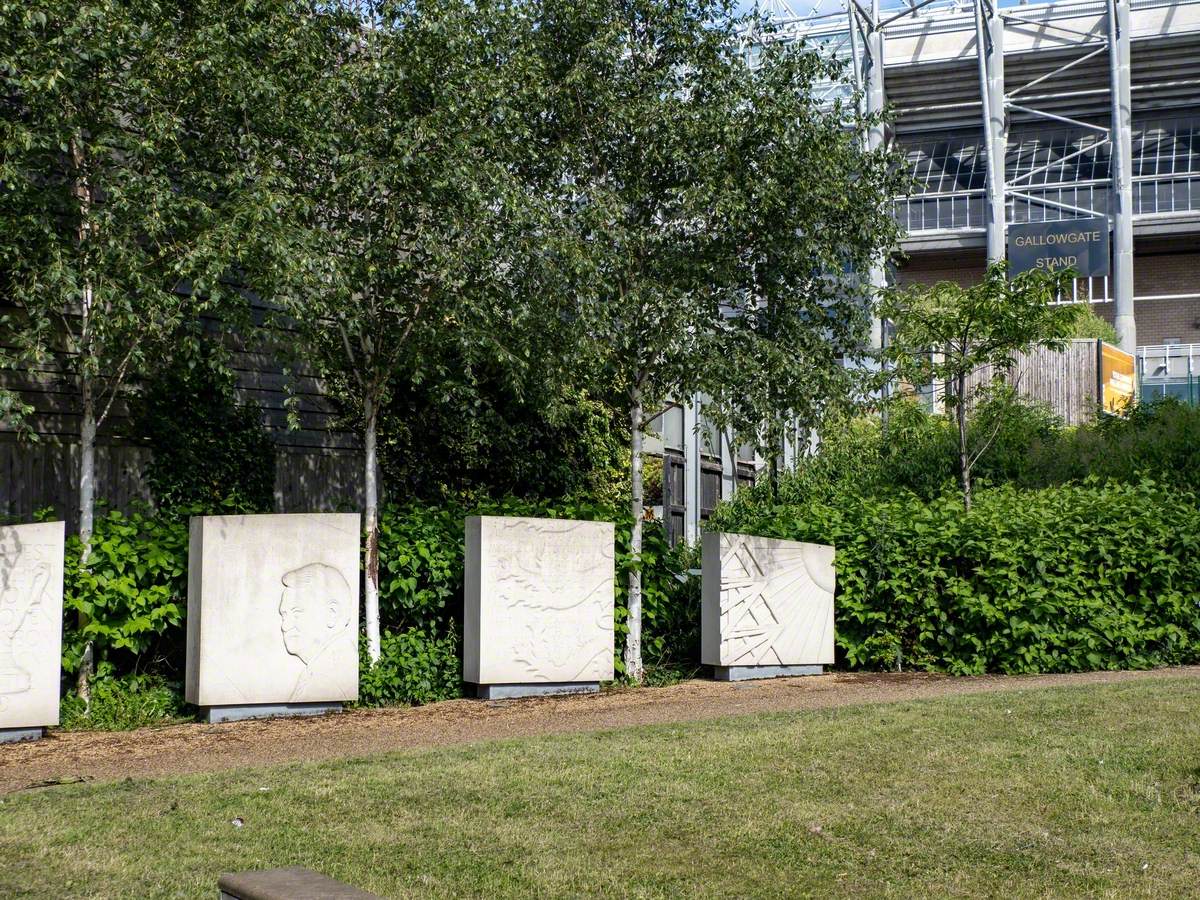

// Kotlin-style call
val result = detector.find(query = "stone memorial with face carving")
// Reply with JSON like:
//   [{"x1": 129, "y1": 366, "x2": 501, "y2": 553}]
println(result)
[
  {"x1": 0, "y1": 521, "x2": 64, "y2": 743},
  {"x1": 702, "y1": 531, "x2": 835, "y2": 681},
  {"x1": 185, "y1": 513, "x2": 359, "y2": 722},
  {"x1": 464, "y1": 516, "x2": 615, "y2": 699}
]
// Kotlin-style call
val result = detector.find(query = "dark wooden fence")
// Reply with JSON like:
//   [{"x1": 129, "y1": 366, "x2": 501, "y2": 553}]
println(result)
[{"x1": 0, "y1": 341, "x2": 365, "y2": 525}]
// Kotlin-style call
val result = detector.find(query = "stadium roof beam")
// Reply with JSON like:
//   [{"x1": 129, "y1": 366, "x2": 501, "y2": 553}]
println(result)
[
  {"x1": 878, "y1": 0, "x2": 943, "y2": 30},
  {"x1": 1005, "y1": 45, "x2": 1108, "y2": 102},
  {"x1": 1006, "y1": 103, "x2": 1111, "y2": 133},
  {"x1": 1007, "y1": 138, "x2": 1111, "y2": 186}
]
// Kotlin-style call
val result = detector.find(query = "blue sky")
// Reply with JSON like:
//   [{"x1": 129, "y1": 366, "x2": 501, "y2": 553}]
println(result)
[{"x1": 737, "y1": 0, "x2": 1068, "y2": 15}]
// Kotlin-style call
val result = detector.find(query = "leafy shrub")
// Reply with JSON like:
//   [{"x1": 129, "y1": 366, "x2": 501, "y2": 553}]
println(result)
[
  {"x1": 1066, "y1": 305, "x2": 1120, "y2": 344},
  {"x1": 377, "y1": 502, "x2": 464, "y2": 632},
  {"x1": 778, "y1": 393, "x2": 1200, "y2": 506},
  {"x1": 64, "y1": 505, "x2": 192, "y2": 677},
  {"x1": 877, "y1": 399, "x2": 959, "y2": 499},
  {"x1": 969, "y1": 385, "x2": 1062, "y2": 488},
  {"x1": 767, "y1": 413, "x2": 887, "y2": 505},
  {"x1": 874, "y1": 389, "x2": 1062, "y2": 499},
  {"x1": 628, "y1": 537, "x2": 700, "y2": 680},
  {"x1": 710, "y1": 478, "x2": 1200, "y2": 674},
  {"x1": 1024, "y1": 398, "x2": 1200, "y2": 494},
  {"x1": 357, "y1": 627, "x2": 463, "y2": 707},
  {"x1": 59, "y1": 673, "x2": 191, "y2": 730}
]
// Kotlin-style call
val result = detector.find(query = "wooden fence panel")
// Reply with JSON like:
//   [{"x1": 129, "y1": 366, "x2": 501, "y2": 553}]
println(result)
[
  {"x1": 964, "y1": 339, "x2": 1100, "y2": 426},
  {"x1": 1, "y1": 315, "x2": 361, "y2": 520},
  {"x1": 0, "y1": 439, "x2": 154, "y2": 524},
  {"x1": 274, "y1": 449, "x2": 366, "y2": 514}
]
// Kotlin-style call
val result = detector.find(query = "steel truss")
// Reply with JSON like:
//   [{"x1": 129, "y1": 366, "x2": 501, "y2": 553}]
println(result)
[{"x1": 754, "y1": 0, "x2": 1170, "y2": 353}]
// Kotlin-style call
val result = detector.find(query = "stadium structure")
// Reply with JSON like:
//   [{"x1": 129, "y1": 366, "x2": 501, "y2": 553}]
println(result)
[
  {"x1": 647, "y1": 0, "x2": 1200, "y2": 544},
  {"x1": 755, "y1": 0, "x2": 1199, "y2": 369}
]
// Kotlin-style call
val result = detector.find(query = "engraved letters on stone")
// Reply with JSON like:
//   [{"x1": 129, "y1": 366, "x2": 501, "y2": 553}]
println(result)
[
  {"x1": 185, "y1": 514, "x2": 360, "y2": 708},
  {"x1": 0, "y1": 522, "x2": 65, "y2": 732},
  {"x1": 701, "y1": 532, "x2": 836, "y2": 669},
  {"x1": 464, "y1": 516, "x2": 615, "y2": 687}
]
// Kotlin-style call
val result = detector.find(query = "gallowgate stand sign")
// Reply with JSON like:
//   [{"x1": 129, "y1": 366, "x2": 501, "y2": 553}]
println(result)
[{"x1": 1007, "y1": 217, "x2": 1111, "y2": 277}]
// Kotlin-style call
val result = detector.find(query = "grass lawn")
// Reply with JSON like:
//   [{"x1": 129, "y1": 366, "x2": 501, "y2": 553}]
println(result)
[{"x1": 3, "y1": 677, "x2": 1199, "y2": 898}]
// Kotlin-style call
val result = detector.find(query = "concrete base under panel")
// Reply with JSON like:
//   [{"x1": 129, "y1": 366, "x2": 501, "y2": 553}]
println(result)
[
  {"x1": 474, "y1": 682, "x2": 600, "y2": 700},
  {"x1": 713, "y1": 664, "x2": 824, "y2": 682},
  {"x1": 0, "y1": 727, "x2": 45, "y2": 744},
  {"x1": 203, "y1": 702, "x2": 343, "y2": 724}
]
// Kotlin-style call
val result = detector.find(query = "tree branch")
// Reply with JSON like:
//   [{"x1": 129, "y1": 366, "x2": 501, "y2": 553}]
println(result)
[{"x1": 94, "y1": 342, "x2": 138, "y2": 431}]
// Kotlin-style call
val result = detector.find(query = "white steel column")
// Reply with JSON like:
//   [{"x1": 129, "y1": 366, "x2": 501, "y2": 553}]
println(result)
[
  {"x1": 974, "y1": 0, "x2": 1006, "y2": 264},
  {"x1": 719, "y1": 427, "x2": 736, "y2": 502},
  {"x1": 1107, "y1": 0, "x2": 1136, "y2": 353},
  {"x1": 683, "y1": 396, "x2": 701, "y2": 544}
]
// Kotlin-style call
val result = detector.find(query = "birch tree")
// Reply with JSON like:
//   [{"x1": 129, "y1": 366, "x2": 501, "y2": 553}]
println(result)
[
  {"x1": 701, "y1": 32, "x2": 905, "y2": 493},
  {"x1": 528, "y1": 0, "x2": 744, "y2": 682},
  {"x1": 280, "y1": 0, "x2": 540, "y2": 661},
  {"x1": 0, "y1": 1, "x2": 330, "y2": 696}
]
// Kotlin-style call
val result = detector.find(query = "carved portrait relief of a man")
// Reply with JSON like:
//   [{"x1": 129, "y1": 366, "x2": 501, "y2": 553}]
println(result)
[{"x1": 278, "y1": 563, "x2": 355, "y2": 702}]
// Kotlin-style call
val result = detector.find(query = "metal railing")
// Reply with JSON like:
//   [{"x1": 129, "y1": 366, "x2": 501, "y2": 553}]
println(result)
[
  {"x1": 896, "y1": 115, "x2": 1200, "y2": 233},
  {"x1": 1138, "y1": 343, "x2": 1200, "y2": 405},
  {"x1": 897, "y1": 172, "x2": 1200, "y2": 232}
]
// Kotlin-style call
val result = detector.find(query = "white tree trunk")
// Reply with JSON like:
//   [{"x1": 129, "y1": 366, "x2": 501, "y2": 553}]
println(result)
[
  {"x1": 73, "y1": 145, "x2": 97, "y2": 707},
  {"x1": 363, "y1": 396, "x2": 382, "y2": 663},
  {"x1": 76, "y1": 373, "x2": 97, "y2": 705},
  {"x1": 957, "y1": 372, "x2": 972, "y2": 512},
  {"x1": 624, "y1": 391, "x2": 645, "y2": 683},
  {"x1": 79, "y1": 381, "x2": 96, "y2": 557}
]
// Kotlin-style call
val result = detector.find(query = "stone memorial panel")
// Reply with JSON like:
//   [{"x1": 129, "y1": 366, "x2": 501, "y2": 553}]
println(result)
[
  {"x1": 702, "y1": 531, "x2": 835, "y2": 681},
  {"x1": 0, "y1": 521, "x2": 64, "y2": 742},
  {"x1": 464, "y1": 516, "x2": 615, "y2": 698},
  {"x1": 186, "y1": 514, "x2": 359, "y2": 721}
]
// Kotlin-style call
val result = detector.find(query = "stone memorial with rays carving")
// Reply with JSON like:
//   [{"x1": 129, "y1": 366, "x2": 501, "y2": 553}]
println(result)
[
  {"x1": 464, "y1": 516, "x2": 615, "y2": 699},
  {"x1": 185, "y1": 513, "x2": 360, "y2": 722},
  {"x1": 0, "y1": 521, "x2": 64, "y2": 743},
  {"x1": 701, "y1": 531, "x2": 835, "y2": 681}
]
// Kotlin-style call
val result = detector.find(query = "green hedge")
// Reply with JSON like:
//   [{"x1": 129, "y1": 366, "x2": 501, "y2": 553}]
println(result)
[
  {"x1": 709, "y1": 479, "x2": 1200, "y2": 674},
  {"x1": 63, "y1": 470, "x2": 1199, "y2": 713},
  {"x1": 783, "y1": 394, "x2": 1200, "y2": 504}
]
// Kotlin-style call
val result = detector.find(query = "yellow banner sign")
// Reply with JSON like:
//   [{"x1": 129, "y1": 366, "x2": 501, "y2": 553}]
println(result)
[{"x1": 1100, "y1": 343, "x2": 1135, "y2": 415}]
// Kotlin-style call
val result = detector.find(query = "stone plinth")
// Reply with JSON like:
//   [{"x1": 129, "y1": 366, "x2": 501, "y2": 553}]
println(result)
[
  {"x1": 0, "y1": 522, "x2": 64, "y2": 742},
  {"x1": 702, "y1": 532, "x2": 835, "y2": 678},
  {"x1": 186, "y1": 514, "x2": 359, "y2": 721},
  {"x1": 464, "y1": 516, "x2": 614, "y2": 697}
]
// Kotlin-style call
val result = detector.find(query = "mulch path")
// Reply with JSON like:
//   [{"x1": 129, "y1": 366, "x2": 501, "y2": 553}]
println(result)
[{"x1": 3, "y1": 666, "x2": 1198, "y2": 794}]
